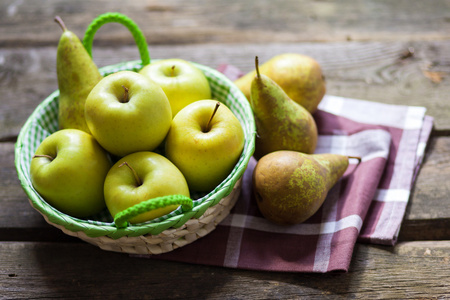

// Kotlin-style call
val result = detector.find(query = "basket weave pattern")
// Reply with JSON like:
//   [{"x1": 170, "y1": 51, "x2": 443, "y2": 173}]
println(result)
[
  {"x1": 41, "y1": 178, "x2": 241, "y2": 255},
  {"x1": 15, "y1": 60, "x2": 255, "y2": 254}
]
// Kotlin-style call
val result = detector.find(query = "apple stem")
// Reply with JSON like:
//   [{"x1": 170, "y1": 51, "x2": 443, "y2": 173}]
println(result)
[
  {"x1": 54, "y1": 16, "x2": 67, "y2": 32},
  {"x1": 32, "y1": 154, "x2": 54, "y2": 161},
  {"x1": 171, "y1": 65, "x2": 176, "y2": 77},
  {"x1": 348, "y1": 156, "x2": 362, "y2": 165},
  {"x1": 255, "y1": 56, "x2": 260, "y2": 79},
  {"x1": 205, "y1": 101, "x2": 221, "y2": 132},
  {"x1": 121, "y1": 85, "x2": 129, "y2": 103},
  {"x1": 119, "y1": 162, "x2": 142, "y2": 186}
]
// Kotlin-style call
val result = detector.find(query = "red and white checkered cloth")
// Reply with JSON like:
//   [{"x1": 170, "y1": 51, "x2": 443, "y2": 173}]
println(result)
[{"x1": 141, "y1": 64, "x2": 433, "y2": 273}]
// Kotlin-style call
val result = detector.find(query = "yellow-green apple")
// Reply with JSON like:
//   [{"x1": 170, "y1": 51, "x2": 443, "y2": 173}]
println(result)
[
  {"x1": 104, "y1": 151, "x2": 190, "y2": 224},
  {"x1": 139, "y1": 58, "x2": 211, "y2": 117},
  {"x1": 165, "y1": 100, "x2": 245, "y2": 192},
  {"x1": 85, "y1": 71, "x2": 172, "y2": 157},
  {"x1": 30, "y1": 129, "x2": 112, "y2": 218}
]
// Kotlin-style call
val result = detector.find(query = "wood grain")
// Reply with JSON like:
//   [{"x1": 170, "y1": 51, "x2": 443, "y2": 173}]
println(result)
[
  {"x1": 1, "y1": 241, "x2": 449, "y2": 299},
  {"x1": 399, "y1": 136, "x2": 450, "y2": 240},
  {"x1": 406, "y1": 137, "x2": 450, "y2": 220},
  {"x1": 1, "y1": 41, "x2": 449, "y2": 142},
  {"x1": 1, "y1": 0, "x2": 450, "y2": 47}
]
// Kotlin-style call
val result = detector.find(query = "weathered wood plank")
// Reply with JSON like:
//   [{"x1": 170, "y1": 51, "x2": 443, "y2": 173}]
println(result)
[
  {"x1": 406, "y1": 136, "x2": 450, "y2": 220},
  {"x1": 2, "y1": 136, "x2": 449, "y2": 242},
  {"x1": 1, "y1": 0, "x2": 450, "y2": 47},
  {"x1": 0, "y1": 142, "x2": 53, "y2": 238},
  {"x1": 399, "y1": 136, "x2": 450, "y2": 241},
  {"x1": 1, "y1": 41, "x2": 449, "y2": 141},
  {"x1": 398, "y1": 219, "x2": 450, "y2": 242},
  {"x1": 1, "y1": 241, "x2": 449, "y2": 299}
]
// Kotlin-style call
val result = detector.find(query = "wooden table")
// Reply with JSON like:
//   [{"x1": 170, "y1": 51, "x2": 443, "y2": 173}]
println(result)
[{"x1": 1, "y1": 1, "x2": 449, "y2": 298}]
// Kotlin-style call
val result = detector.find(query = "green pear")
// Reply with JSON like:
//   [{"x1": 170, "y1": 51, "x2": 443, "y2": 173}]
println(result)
[
  {"x1": 250, "y1": 56, "x2": 318, "y2": 159},
  {"x1": 235, "y1": 53, "x2": 326, "y2": 113},
  {"x1": 55, "y1": 16, "x2": 102, "y2": 133},
  {"x1": 252, "y1": 150, "x2": 359, "y2": 225}
]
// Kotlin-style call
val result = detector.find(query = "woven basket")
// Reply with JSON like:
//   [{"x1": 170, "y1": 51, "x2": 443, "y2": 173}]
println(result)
[{"x1": 14, "y1": 13, "x2": 255, "y2": 255}]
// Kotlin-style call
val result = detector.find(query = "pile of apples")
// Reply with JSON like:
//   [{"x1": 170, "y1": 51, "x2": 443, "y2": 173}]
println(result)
[
  {"x1": 29, "y1": 16, "x2": 245, "y2": 224},
  {"x1": 30, "y1": 14, "x2": 357, "y2": 228}
]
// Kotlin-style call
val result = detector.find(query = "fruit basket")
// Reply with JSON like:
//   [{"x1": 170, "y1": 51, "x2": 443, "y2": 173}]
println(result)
[{"x1": 14, "y1": 13, "x2": 255, "y2": 255}]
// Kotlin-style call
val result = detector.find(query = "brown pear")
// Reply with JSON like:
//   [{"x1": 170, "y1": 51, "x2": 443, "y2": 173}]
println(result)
[
  {"x1": 253, "y1": 151, "x2": 358, "y2": 225},
  {"x1": 235, "y1": 53, "x2": 326, "y2": 113},
  {"x1": 250, "y1": 57, "x2": 318, "y2": 159}
]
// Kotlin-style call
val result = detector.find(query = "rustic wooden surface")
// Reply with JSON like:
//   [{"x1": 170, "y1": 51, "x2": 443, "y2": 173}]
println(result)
[
  {"x1": 1, "y1": 241, "x2": 449, "y2": 299},
  {"x1": 1, "y1": 0, "x2": 449, "y2": 299}
]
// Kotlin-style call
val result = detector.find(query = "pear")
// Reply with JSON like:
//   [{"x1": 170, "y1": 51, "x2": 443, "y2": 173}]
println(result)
[
  {"x1": 250, "y1": 56, "x2": 318, "y2": 159},
  {"x1": 253, "y1": 150, "x2": 359, "y2": 225},
  {"x1": 54, "y1": 16, "x2": 102, "y2": 133},
  {"x1": 235, "y1": 53, "x2": 326, "y2": 113}
]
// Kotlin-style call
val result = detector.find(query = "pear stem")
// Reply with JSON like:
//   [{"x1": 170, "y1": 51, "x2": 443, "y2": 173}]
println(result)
[
  {"x1": 54, "y1": 16, "x2": 67, "y2": 32},
  {"x1": 121, "y1": 85, "x2": 129, "y2": 103},
  {"x1": 32, "y1": 154, "x2": 54, "y2": 161},
  {"x1": 348, "y1": 156, "x2": 362, "y2": 165},
  {"x1": 205, "y1": 101, "x2": 221, "y2": 132},
  {"x1": 255, "y1": 56, "x2": 261, "y2": 79},
  {"x1": 119, "y1": 162, "x2": 142, "y2": 186}
]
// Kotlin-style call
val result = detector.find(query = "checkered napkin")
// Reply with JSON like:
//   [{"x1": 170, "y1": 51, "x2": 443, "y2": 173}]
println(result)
[{"x1": 147, "y1": 64, "x2": 433, "y2": 273}]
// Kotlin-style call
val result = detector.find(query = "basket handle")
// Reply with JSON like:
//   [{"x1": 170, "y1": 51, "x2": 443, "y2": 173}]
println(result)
[
  {"x1": 113, "y1": 194, "x2": 193, "y2": 228},
  {"x1": 82, "y1": 12, "x2": 151, "y2": 66}
]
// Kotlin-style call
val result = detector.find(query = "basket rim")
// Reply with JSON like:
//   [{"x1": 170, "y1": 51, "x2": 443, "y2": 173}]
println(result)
[{"x1": 15, "y1": 59, "x2": 256, "y2": 239}]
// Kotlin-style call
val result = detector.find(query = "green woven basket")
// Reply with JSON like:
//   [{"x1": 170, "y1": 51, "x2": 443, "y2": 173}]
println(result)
[{"x1": 14, "y1": 13, "x2": 255, "y2": 254}]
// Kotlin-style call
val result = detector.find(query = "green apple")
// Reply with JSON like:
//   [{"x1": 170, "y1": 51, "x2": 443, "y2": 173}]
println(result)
[
  {"x1": 30, "y1": 129, "x2": 112, "y2": 218},
  {"x1": 104, "y1": 151, "x2": 190, "y2": 224},
  {"x1": 165, "y1": 99, "x2": 245, "y2": 192},
  {"x1": 139, "y1": 58, "x2": 211, "y2": 117},
  {"x1": 85, "y1": 70, "x2": 172, "y2": 157}
]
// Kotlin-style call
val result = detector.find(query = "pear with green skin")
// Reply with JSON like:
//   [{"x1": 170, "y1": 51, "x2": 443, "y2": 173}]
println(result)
[
  {"x1": 55, "y1": 16, "x2": 102, "y2": 133},
  {"x1": 235, "y1": 53, "x2": 326, "y2": 113},
  {"x1": 253, "y1": 151, "x2": 356, "y2": 225},
  {"x1": 250, "y1": 56, "x2": 318, "y2": 160}
]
